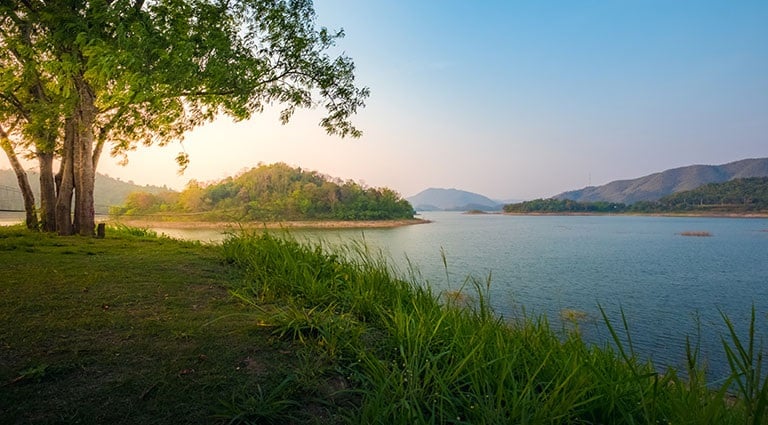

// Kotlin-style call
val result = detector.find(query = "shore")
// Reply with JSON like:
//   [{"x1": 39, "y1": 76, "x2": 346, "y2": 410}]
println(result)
[
  {"x1": 500, "y1": 211, "x2": 768, "y2": 218},
  {"x1": 108, "y1": 217, "x2": 431, "y2": 230}
]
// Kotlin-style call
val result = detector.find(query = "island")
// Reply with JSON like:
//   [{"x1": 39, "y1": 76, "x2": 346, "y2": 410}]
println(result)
[{"x1": 108, "y1": 163, "x2": 425, "y2": 228}]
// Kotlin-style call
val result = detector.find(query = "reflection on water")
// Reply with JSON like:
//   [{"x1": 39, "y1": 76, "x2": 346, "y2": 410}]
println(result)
[{"x1": 151, "y1": 227, "x2": 229, "y2": 243}]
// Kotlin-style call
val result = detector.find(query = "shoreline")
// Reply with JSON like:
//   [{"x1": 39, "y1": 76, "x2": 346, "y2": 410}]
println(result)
[
  {"x1": 500, "y1": 211, "x2": 768, "y2": 218},
  {"x1": 108, "y1": 217, "x2": 431, "y2": 230}
]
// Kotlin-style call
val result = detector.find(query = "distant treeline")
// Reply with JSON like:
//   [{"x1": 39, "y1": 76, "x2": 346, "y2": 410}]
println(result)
[
  {"x1": 504, "y1": 177, "x2": 768, "y2": 214},
  {"x1": 111, "y1": 163, "x2": 415, "y2": 221},
  {"x1": 502, "y1": 199, "x2": 625, "y2": 213}
]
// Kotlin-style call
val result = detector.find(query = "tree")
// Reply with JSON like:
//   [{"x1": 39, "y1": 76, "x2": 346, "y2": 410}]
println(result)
[
  {"x1": 0, "y1": 5, "x2": 62, "y2": 231},
  {"x1": 178, "y1": 180, "x2": 205, "y2": 212},
  {"x1": 0, "y1": 123, "x2": 37, "y2": 228},
  {"x1": 0, "y1": 0, "x2": 368, "y2": 236}
]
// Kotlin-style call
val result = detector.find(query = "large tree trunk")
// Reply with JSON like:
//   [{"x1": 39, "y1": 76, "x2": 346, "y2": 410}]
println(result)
[
  {"x1": 0, "y1": 125, "x2": 38, "y2": 229},
  {"x1": 55, "y1": 118, "x2": 76, "y2": 236},
  {"x1": 73, "y1": 77, "x2": 96, "y2": 236},
  {"x1": 38, "y1": 150, "x2": 57, "y2": 232}
]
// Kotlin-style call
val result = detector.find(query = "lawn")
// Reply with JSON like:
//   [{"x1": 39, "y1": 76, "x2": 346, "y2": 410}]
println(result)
[{"x1": 0, "y1": 226, "x2": 338, "y2": 424}]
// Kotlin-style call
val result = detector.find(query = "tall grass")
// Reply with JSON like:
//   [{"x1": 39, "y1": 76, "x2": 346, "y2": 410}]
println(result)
[
  {"x1": 722, "y1": 307, "x2": 768, "y2": 425},
  {"x1": 222, "y1": 231, "x2": 766, "y2": 424},
  {"x1": 107, "y1": 223, "x2": 159, "y2": 238}
]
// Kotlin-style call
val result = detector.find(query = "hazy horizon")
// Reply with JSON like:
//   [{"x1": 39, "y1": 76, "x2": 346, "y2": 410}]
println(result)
[{"x1": 1, "y1": 1, "x2": 766, "y2": 200}]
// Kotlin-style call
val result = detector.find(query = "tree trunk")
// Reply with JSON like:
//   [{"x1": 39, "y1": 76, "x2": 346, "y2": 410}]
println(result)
[
  {"x1": 38, "y1": 150, "x2": 57, "y2": 232},
  {"x1": 55, "y1": 118, "x2": 75, "y2": 236},
  {"x1": 0, "y1": 125, "x2": 38, "y2": 229},
  {"x1": 93, "y1": 132, "x2": 105, "y2": 171},
  {"x1": 74, "y1": 77, "x2": 96, "y2": 236}
]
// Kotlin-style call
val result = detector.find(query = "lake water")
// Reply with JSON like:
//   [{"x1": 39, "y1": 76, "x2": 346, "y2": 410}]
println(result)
[{"x1": 4, "y1": 211, "x2": 768, "y2": 381}]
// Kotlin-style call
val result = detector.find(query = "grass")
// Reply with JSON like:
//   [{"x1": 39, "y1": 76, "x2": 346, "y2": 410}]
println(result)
[
  {"x1": 222, "y1": 231, "x2": 768, "y2": 424},
  {"x1": 0, "y1": 225, "x2": 335, "y2": 424},
  {"x1": 680, "y1": 231, "x2": 713, "y2": 237},
  {"x1": 2, "y1": 225, "x2": 767, "y2": 424}
]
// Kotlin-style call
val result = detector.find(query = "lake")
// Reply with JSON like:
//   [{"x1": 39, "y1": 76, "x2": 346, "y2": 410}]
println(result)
[{"x1": 4, "y1": 211, "x2": 768, "y2": 381}]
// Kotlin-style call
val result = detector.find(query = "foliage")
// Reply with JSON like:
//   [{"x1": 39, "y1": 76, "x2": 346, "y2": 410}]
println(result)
[
  {"x1": 504, "y1": 177, "x2": 768, "y2": 214},
  {"x1": 655, "y1": 177, "x2": 768, "y2": 212},
  {"x1": 111, "y1": 162, "x2": 415, "y2": 221},
  {"x1": 722, "y1": 307, "x2": 768, "y2": 425},
  {"x1": 0, "y1": 0, "x2": 368, "y2": 235},
  {"x1": 503, "y1": 198, "x2": 626, "y2": 213}
]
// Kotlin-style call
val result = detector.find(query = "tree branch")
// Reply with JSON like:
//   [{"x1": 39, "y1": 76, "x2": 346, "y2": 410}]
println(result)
[
  {"x1": 0, "y1": 94, "x2": 31, "y2": 121},
  {"x1": 93, "y1": 98, "x2": 135, "y2": 168},
  {"x1": 18, "y1": 0, "x2": 34, "y2": 11}
]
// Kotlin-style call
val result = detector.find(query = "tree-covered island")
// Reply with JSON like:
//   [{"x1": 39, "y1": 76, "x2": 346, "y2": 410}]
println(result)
[
  {"x1": 503, "y1": 177, "x2": 768, "y2": 215},
  {"x1": 110, "y1": 163, "x2": 416, "y2": 223}
]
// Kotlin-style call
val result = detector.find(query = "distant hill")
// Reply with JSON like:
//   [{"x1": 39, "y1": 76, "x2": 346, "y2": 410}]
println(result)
[
  {"x1": 0, "y1": 169, "x2": 171, "y2": 213},
  {"x1": 503, "y1": 177, "x2": 768, "y2": 214},
  {"x1": 655, "y1": 177, "x2": 768, "y2": 212},
  {"x1": 407, "y1": 188, "x2": 502, "y2": 211},
  {"x1": 554, "y1": 158, "x2": 768, "y2": 204}
]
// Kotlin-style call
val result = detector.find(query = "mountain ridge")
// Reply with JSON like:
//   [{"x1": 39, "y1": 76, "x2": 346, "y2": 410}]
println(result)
[
  {"x1": 407, "y1": 188, "x2": 501, "y2": 211},
  {"x1": 554, "y1": 158, "x2": 768, "y2": 204}
]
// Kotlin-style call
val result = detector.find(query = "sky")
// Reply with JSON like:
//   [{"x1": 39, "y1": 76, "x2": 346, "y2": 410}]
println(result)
[{"x1": 2, "y1": 1, "x2": 767, "y2": 200}]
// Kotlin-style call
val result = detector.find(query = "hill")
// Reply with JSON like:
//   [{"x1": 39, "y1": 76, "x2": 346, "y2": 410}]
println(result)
[
  {"x1": 0, "y1": 169, "x2": 171, "y2": 213},
  {"x1": 554, "y1": 158, "x2": 768, "y2": 204},
  {"x1": 652, "y1": 176, "x2": 768, "y2": 213},
  {"x1": 503, "y1": 177, "x2": 768, "y2": 214},
  {"x1": 111, "y1": 162, "x2": 415, "y2": 221},
  {"x1": 407, "y1": 188, "x2": 502, "y2": 211}
]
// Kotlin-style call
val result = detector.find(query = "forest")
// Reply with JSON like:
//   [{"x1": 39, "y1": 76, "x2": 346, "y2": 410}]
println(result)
[
  {"x1": 110, "y1": 163, "x2": 415, "y2": 221},
  {"x1": 503, "y1": 177, "x2": 768, "y2": 214}
]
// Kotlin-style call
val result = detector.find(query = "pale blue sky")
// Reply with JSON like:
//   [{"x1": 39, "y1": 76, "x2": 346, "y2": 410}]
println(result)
[{"x1": 3, "y1": 1, "x2": 767, "y2": 200}]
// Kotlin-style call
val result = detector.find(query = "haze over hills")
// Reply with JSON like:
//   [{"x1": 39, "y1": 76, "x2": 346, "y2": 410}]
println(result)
[
  {"x1": 407, "y1": 188, "x2": 502, "y2": 211},
  {"x1": 0, "y1": 169, "x2": 171, "y2": 213},
  {"x1": 554, "y1": 158, "x2": 768, "y2": 204}
]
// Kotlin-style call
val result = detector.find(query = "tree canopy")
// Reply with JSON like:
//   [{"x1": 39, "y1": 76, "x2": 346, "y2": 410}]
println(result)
[
  {"x1": 0, "y1": 0, "x2": 368, "y2": 235},
  {"x1": 111, "y1": 163, "x2": 415, "y2": 221},
  {"x1": 502, "y1": 198, "x2": 625, "y2": 214}
]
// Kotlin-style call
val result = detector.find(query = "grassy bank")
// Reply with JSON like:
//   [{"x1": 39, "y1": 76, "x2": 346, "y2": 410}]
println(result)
[
  {"x1": 0, "y1": 226, "x2": 320, "y2": 424},
  {"x1": 2, "y1": 226, "x2": 767, "y2": 424}
]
